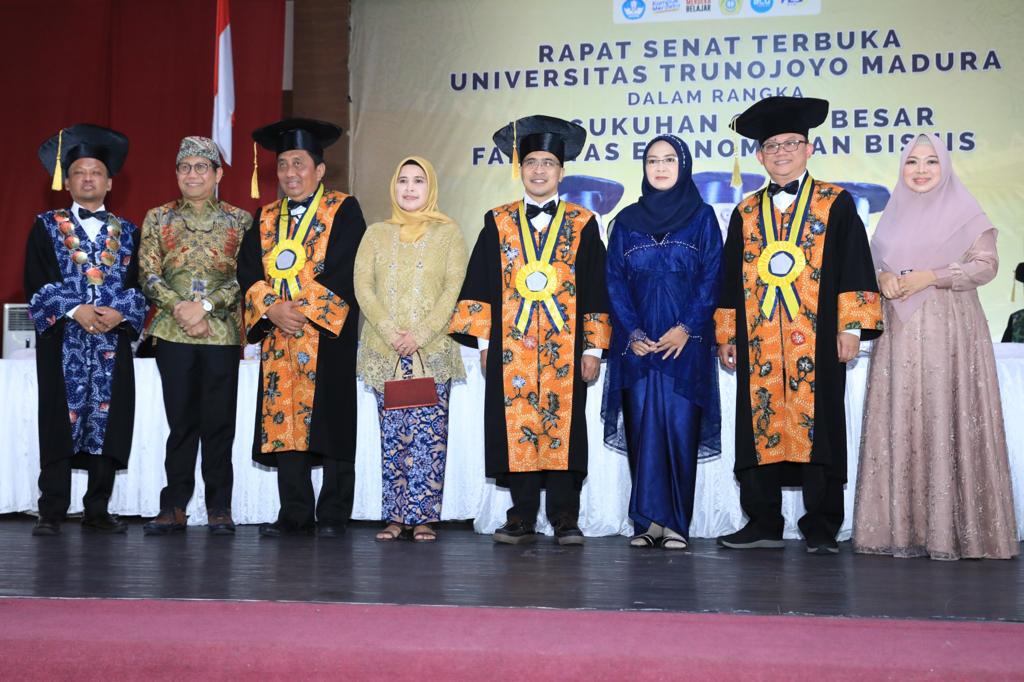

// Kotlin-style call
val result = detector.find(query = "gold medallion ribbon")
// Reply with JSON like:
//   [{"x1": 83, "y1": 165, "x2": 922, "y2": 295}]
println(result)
[
  {"x1": 267, "y1": 184, "x2": 324, "y2": 299},
  {"x1": 513, "y1": 201, "x2": 567, "y2": 333},
  {"x1": 757, "y1": 176, "x2": 813, "y2": 320}
]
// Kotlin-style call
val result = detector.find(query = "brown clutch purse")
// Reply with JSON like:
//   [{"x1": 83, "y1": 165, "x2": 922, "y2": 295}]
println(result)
[{"x1": 383, "y1": 352, "x2": 438, "y2": 410}]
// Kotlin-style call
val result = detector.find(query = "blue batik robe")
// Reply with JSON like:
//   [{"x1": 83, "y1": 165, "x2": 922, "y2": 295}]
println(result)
[
  {"x1": 24, "y1": 208, "x2": 146, "y2": 468},
  {"x1": 602, "y1": 204, "x2": 723, "y2": 537}
]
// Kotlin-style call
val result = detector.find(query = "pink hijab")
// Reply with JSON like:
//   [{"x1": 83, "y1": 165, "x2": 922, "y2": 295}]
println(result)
[{"x1": 870, "y1": 133, "x2": 992, "y2": 323}]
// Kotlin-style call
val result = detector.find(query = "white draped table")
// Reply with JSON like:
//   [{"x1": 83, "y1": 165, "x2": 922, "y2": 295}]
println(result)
[{"x1": 2, "y1": 345, "x2": 1022, "y2": 539}]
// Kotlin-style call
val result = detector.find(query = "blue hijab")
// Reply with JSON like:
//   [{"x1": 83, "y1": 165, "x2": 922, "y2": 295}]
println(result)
[{"x1": 613, "y1": 135, "x2": 706, "y2": 236}]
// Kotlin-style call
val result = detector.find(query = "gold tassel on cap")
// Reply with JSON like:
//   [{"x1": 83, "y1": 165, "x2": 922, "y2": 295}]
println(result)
[
  {"x1": 728, "y1": 115, "x2": 742, "y2": 189},
  {"x1": 511, "y1": 120, "x2": 520, "y2": 180},
  {"x1": 51, "y1": 129, "x2": 64, "y2": 191},
  {"x1": 250, "y1": 141, "x2": 260, "y2": 199}
]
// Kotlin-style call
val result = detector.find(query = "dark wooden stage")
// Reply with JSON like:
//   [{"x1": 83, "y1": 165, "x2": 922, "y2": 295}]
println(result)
[{"x1": 1, "y1": 515, "x2": 1020, "y2": 622}]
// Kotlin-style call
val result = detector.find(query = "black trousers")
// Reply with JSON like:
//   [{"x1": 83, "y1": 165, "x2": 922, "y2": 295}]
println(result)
[
  {"x1": 506, "y1": 471, "x2": 581, "y2": 526},
  {"x1": 38, "y1": 455, "x2": 117, "y2": 519},
  {"x1": 275, "y1": 452, "x2": 355, "y2": 529},
  {"x1": 737, "y1": 462, "x2": 844, "y2": 544},
  {"x1": 154, "y1": 340, "x2": 240, "y2": 512}
]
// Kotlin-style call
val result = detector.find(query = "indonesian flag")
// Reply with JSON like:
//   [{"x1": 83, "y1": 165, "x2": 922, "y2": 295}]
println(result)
[{"x1": 212, "y1": 0, "x2": 235, "y2": 165}]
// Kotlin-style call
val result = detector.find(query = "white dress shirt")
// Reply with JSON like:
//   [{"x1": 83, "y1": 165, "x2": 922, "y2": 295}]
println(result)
[
  {"x1": 71, "y1": 201, "x2": 107, "y2": 242},
  {"x1": 66, "y1": 202, "x2": 108, "y2": 319}
]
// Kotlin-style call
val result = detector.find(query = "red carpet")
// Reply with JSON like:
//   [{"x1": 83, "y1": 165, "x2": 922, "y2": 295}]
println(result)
[{"x1": 1, "y1": 598, "x2": 1020, "y2": 680}]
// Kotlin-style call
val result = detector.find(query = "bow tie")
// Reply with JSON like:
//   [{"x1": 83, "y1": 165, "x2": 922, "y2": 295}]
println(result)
[
  {"x1": 525, "y1": 200, "x2": 557, "y2": 221},
  {"x1": 767, "y1": 180, "x2": 799, "y2": 197},
  {"x1": 289, "y1": 193, "x2": 318, "y2": 216},
  {"x1": 77, "y1": 207, "x2": 108, "y2": 222}
]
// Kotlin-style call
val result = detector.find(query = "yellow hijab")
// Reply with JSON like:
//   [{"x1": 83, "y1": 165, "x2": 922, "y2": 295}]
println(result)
[{"x1": 386, "y1": 156, "x2": 453, "y2": 243}]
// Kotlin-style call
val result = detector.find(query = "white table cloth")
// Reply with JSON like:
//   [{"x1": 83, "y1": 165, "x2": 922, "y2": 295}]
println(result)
[{"x1": 2, "y1": 344, "x2": 1022, "y2": 539}]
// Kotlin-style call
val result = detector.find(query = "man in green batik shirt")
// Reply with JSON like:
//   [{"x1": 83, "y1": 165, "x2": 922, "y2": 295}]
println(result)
[{"x1": 139, "y1": 136, "x2": 252, "y2": 536}]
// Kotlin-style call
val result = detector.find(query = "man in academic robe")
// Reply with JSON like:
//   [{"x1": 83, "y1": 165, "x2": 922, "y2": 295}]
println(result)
[
  {"x1": 714, "y1": 97, "x2": 883, "y2": 555},
  {"x1": 140, "y1": 136, "x2": 252, "y2": 536},
  {"x1": 237, "y1": 118, "x2": 366, "y2": 537},
  {"x1": 449, "y1": 115, "x2": 611, "y2": 545},
  {"x1": 25, "y1": 124, "x2": 147, "y2": 535}
]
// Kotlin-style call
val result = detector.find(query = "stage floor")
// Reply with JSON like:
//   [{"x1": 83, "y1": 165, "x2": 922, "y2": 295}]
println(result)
[{"x1": 1, "y1": 516, "x2": 1020, "y2": 622}]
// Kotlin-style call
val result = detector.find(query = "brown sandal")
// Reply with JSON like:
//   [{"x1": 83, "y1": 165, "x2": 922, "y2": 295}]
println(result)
[
  {"x1": 412, "y1": 524, "x2": 437, "y2": 543},
  {"x1": 375, "y1": 523, "x2": 404, "y2": 542}
]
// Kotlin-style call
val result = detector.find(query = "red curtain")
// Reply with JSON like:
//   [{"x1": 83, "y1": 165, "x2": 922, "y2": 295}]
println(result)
[{"x1": 1, "y1": 0, "x2": 285, "y2": 305}]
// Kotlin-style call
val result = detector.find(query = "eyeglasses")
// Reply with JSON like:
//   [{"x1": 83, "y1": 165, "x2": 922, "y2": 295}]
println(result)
[
  {"x1": 760, "y1": 139, "x2": 807, "y2": 155},
  {"x1": 522, "y1": 158, "x2": 560, "y2": 170},
  {"x1": 176, "y1": 161, "x2": 214, "y2": 175},
  {"x1": 645, "y1": 156, "x2": 678, "y2": 167}
]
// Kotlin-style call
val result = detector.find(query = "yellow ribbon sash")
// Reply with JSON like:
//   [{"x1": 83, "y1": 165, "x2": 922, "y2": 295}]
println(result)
[
  {"x1": 513, "y1": 201, "x2": 567, "y2": 334},
  {"x1": 267, "y1": 184, "x2": 324, "y2": 299},
  {"x1": 757, "y1": 176, "x2": 813, "y2": 321}
]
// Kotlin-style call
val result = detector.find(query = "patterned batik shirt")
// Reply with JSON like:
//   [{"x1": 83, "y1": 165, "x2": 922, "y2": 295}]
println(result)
[{"x1": 139, "y1": 198, "x2": 252, "y2": 345}]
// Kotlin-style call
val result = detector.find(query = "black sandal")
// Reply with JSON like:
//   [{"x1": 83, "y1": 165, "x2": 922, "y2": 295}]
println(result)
[
  {"x1": 629, "y1": 532, "x2": 658, "y2": 548},
  {"x1": 659, "y1": 535, "x2": 688, "y2": 550}
]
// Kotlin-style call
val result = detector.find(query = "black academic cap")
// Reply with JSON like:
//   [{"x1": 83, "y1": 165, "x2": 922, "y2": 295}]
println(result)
[
  {"x1": 729, "y1": 96, "x2": 829, "y2": 144},
  {"x1": 38, "y1": 124, "x2": 129, "y2": 179},
  {"x1": 492, "y1": 115, "x2": 587, "y2": 164},
  {"x1": 251, "y1": 117, "x2": 342, "y2": 164},
  {"x1": 558, "y1": 175, "x2": 624, "y2": 215}
]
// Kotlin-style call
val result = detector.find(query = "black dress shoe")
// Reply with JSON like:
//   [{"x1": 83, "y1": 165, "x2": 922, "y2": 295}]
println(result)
[
  {"x1": 806, "y1": 538, "x2": 839, "y2": 555},
  {"x1": 716, "y1": 523, "x2": 784, "y2": 549},
  {"x1": 553, "y1": 520, "x2": 585, "y2": 546},
  {"x1": 316, "y1": 524, "x2": 346, "y2": 538},
  {"x1": 82, "y1": 512, "x2": 128, "y2": 534},
  {"x1": 493, "y1": 519, "x2": 537, "y2": 545},
  {"x1": 258, "y1": 521, "x2": 314, "y2": 537},
  {"x1": 32, "y1": 517, "x2": 61, "y2": 536}
]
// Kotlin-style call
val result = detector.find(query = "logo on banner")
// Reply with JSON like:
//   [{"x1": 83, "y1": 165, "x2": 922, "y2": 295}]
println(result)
[
  {"x1": 751, "y1": 0, "x2": 773, "y2": 12},
  {"x1": 685, "y1": 0, "x2": 711, "y2": 13},
  {"x1": 719, "y1": 0, "x2": 741, "y2": 14},
  {"x1": 621, "y1": 0, "x2": 646, "y2": 20},
  {"x1": 652, "y1": 0, "x2": 682, "y2": 12}
]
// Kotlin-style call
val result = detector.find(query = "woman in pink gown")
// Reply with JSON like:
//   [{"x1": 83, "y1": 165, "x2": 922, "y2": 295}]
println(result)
[{"x1": 853, "y1": 134, "x2": 1018, "y2": 560}]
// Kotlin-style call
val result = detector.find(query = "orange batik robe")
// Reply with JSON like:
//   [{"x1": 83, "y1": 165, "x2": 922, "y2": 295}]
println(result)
[
  {"x1": 237, "y1": 186, "x2": 367, "y2": 466},
  {"x1": 714, "y1": 178, "x2": 882, "y2": 483},
  {"x1": 449, "y1": 200, "x2": 611, "y2": 485}
]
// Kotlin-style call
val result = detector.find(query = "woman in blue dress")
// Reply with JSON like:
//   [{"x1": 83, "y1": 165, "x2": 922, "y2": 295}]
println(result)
[{"x1": 603, "y1": 134, "x2": 723, "y2": 550}]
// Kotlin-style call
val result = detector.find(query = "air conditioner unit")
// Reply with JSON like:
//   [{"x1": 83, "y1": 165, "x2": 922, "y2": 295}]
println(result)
[{"x1": 3, "y1": 303, "x2": 35, "y2": 358}]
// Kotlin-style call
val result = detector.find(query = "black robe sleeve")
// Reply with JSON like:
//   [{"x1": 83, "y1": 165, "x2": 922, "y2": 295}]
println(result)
[
  {"x1": 831, "y1": 190, "x2": 884, "y2": 342},
  {"x1": 576, "y1": 217, "x2": 609, "y2": 317},
  {"x1": 237, "y1": 209, "x2": 275, "y2": 343},
  {"x1": 717, "y1": 207, "x2": 745, "y2": 320},
  {"x1": 449, "y1": 215, "x2": 502, "y2": 349},
  {"x1": 304, "y1": 196, "x2": 367, "y2": 336},
  {"x1": 24, "y1": 218, "x2": 73, "y2": 338},
  {"x1": 305, "y1": 195, "x2": 366, "y2": 462}
]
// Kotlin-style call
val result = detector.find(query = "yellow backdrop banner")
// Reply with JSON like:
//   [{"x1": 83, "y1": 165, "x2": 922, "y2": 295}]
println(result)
[{"x1": 350, "y1": 0, "x2": 1024, "y2": 336}]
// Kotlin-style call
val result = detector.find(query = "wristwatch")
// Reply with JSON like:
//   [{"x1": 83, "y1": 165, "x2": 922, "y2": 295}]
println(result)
[{"x1": 201, "y1": 299, "x2": 213, "y2": 313}]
